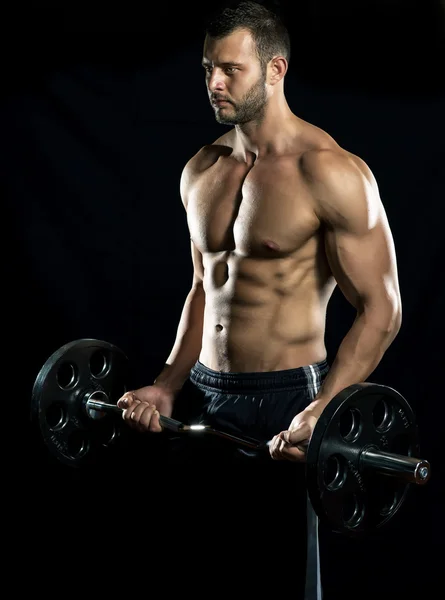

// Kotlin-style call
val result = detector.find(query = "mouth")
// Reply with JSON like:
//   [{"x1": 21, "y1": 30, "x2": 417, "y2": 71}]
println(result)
[{"x1": 213, "y1": 99, "x2": 230, "y2": 107}]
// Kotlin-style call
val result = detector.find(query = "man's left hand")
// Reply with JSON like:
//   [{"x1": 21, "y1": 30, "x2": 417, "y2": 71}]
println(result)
[{"x1": 269, "y1": 408, "x2": 320, "y2": 462}]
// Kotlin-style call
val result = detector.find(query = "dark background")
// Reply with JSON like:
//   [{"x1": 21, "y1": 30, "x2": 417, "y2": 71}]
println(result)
[{"x1": 4, "y1": 0, "x2": 444, "y2": 598}]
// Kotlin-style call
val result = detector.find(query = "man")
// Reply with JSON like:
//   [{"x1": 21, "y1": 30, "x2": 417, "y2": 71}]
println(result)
[{"x1": 117, "y1": 2, "x2": 401, "y2": 598}]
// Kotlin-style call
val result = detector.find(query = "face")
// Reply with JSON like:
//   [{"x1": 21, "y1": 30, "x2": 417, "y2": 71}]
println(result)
[{"x1": 202, "y1": 29, "x2": 268, "y2": 125}]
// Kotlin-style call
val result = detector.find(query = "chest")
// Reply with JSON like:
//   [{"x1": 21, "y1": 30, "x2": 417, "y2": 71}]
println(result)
[{"x1": 187, "y1": 158, "x2": 319, "y2": 256}]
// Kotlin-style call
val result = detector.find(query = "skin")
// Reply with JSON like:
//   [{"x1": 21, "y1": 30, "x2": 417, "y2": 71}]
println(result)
[{"x1": 118, "y1": 28, "x2": 402, "y2": 461}]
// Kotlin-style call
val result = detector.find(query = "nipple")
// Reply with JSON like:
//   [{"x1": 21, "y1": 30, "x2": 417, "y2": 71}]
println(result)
[{"x1": 264, "y1": 239, "x2": 280, "y2": 251}]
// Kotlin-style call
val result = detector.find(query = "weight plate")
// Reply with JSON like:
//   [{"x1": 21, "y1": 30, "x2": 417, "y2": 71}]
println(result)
[
  {"x1": 31, "y1": 338, "x2": 130, "y2": 468},
  {"x1": 306, "y1": 382, "x2": 419, "y2": 536}
]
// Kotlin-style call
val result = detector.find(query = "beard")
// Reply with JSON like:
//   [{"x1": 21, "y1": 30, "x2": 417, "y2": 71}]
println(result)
[{"x1": 212, "y1": 74, "x2": 268, "y2": 125}]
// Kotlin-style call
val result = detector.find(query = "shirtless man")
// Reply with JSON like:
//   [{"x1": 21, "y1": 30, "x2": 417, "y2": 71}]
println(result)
[
  {"x1": 117, "y1": 2, "x2": 401, "y2": 596},
  {"x1": 118, "y1": 0, "x2": 401, "y2": 455}
]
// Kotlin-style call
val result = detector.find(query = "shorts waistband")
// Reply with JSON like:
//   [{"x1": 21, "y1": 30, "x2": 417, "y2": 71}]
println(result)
[{"x1": 189, "y1": 359, "x2": 329, "y2": 394}]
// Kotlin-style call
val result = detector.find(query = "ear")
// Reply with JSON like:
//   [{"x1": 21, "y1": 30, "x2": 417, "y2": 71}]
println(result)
[{"x1": 268, "y1": 56, "x2": 287, "y2": 85}]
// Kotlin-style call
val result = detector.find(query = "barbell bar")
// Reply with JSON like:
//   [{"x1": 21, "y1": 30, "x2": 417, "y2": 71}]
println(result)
[
  {"x1": 30, "y1": 338, "x2": 432, "y2": 537},
  {"x1": 84, "y1": 392, "x2": 430, "y2": 485}
]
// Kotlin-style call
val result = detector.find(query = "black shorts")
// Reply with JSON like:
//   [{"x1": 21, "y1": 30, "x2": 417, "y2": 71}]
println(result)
[
  {"x1": 180, "y1": 358, "x2": 329, "y2": 444},
  {"x1": 167, "y1": 359, "x2": 330, "y2": 600}
]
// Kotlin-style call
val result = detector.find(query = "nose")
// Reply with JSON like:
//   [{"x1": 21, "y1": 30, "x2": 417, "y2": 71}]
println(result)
[{"x1": 208, "y1": 70, "x2": 226, "y2": 94}]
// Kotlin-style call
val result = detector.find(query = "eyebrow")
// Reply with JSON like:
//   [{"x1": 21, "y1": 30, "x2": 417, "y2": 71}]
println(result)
[{"x1": 201, "y1": 60, "x2": 243, "y2": 67}]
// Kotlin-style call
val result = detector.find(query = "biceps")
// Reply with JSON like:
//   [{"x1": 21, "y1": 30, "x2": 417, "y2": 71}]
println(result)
[{"x1": 324, "y1": 221, "x2": 400, "y2": 311}]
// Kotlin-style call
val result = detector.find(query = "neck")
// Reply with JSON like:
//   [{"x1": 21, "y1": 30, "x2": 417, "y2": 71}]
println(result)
[{"x1": 234, "y1": 95, "x2": 298, "y2": 158}]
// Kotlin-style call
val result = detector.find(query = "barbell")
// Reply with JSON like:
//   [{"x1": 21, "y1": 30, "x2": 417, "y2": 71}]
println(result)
[{"x1": 30, "y1": 338, "x2": 431, "y2": 537}]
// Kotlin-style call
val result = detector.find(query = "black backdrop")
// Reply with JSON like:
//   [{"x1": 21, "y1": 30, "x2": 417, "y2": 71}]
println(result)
[{"x1": 4, "y1": 1, "x2": 444, "y2": 598}]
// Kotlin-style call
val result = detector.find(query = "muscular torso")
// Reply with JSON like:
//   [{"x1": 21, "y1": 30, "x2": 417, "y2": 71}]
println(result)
[{"x1": 186, "y1": 127, "x2": 344, "y2": 372}]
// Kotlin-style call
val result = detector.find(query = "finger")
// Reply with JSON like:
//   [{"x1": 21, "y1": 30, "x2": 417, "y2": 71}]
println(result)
[
  {"x1": 269, "y1": 435, "x2": 279, "y2": 457},
  {"x1": 281, "y1": 426, "x2": 310, "y2": 447},
  {"x1": 276, "y1": 436, "x2": 290, "y2": 459},
  {"x1": 278, "y1": 432, "x2": 308, "y2": 458},
  {"x1": 269, "y1": 434, "x2": 286, "y2": 460},
  {"x1": 268, "y1": 435, "x2": 277, "y2": 458},
  {"x1": 278, "y1": 445, "x2": 306, "y2": 462},
  {"x1": 121, "y1": 402, "x2": 140, "y2": 423},
  {"x1": 128, "y1": 401, "x2": 153, "y2": 431},
  {"x1": 121, "y1": 400, "x2": 142, "y2": 427},
  {"x1": 117, "y1": 392, "x2": 137, "y2": 409},
  {"x1": 277, "y1": 431, "x2": 307, "y2": 460},
  {"x1": 149, "y1": 409, "x2": 163, "y2": 433},
  {"x1": 271, "y1": 432, "x2": 307, "y2": 462},
  {"x1": 137, "y1": 404, "x2": 160, "y2": 432}
]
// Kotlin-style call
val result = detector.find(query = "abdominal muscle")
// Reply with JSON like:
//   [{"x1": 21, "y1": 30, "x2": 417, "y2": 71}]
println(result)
[{"x1": 198, "y1": 252, "x2": 335, "y2": 372}]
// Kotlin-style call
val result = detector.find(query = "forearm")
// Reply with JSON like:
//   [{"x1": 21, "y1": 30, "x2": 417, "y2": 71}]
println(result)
[
  {"x1": 153, "y1": 283, "x2": 205, "y2": 394},
  {"x1": 309, "y1": 305, "x2": 401, "y2": 413}
]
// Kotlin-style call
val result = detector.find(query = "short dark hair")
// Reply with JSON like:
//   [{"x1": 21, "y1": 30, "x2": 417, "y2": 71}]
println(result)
[{"x1": 205, "y1": 1, "x2": 291, "y2": 72}]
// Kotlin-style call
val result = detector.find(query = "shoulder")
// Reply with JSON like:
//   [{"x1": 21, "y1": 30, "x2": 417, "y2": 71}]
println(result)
[
  {"x1": 301, "y1": 146, "x2": 376, "y2": 189},
  {"x1": 300, "y1": 147, "x2": 382, "y2": 230},
  {"x1": 186, "y1": 131, "x2": 236, "y2": 171},
  {"x1": 292, "y1": 117, "x2": 376, "y2": 190},
  {"x1": 180, "y1": 131, "x2": 236, "y2": 207},
  {"x1": 291, "y1": 117, "x2": 379, "y2": 203}
]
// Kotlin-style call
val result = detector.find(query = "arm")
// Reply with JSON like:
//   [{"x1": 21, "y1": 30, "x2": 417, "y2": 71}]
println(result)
[
  {"x1": 153, "y1": 162, "x2": 206, "y2": 395},
  {"x1": 306, "y1": 150, "x2": 402, "y2": 413},
  {"x1": 153, "y1": 241, "x2": 205, "y2": 393}
]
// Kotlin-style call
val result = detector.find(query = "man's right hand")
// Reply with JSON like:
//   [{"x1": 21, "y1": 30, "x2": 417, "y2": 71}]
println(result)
[{"x1": 117, "y1": 385, "x2": 175, "y2": 433}]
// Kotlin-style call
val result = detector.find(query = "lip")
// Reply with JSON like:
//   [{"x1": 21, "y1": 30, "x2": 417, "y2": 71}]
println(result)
[{"x1": 213, "y1": 100, "x2": 230, "y2": 106}]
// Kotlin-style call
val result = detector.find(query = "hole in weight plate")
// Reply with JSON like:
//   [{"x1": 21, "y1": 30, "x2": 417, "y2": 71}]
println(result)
[
  {"x1": 98, "y1": 421, "x2": 119, "y2": 446},
  {"x1": 343, "y1": 493, "x2": 365, "y2": 529},
  {"x1": 67, "y1": 430, "x2": 89, "y2": 458},
  {"x1": 324, "y1": 454, "x2": 347, "y2": 491},
  {"x1": 45, "y1": 402, "x2": 66, "y2": 430},
  {"x1": 56, "y1": 362, "x2": 79, "y2": 389},
  {"x1": 378, "y1": 480, "x2": 401, "y2": 517},
  {"x1": 339, "y1": 408, "x2": 362, "y2": 442},
  {"x1": 89, "y1": 350, "x2": 111, "y2": 379},
  {"x1": 373, "y1": 398, "x2": 395, "y2": 433}
]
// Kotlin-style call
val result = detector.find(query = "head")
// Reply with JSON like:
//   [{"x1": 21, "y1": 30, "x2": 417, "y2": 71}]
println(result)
[{"x1": 203, "y1": 1, "x2": 291, "y2": 125}]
